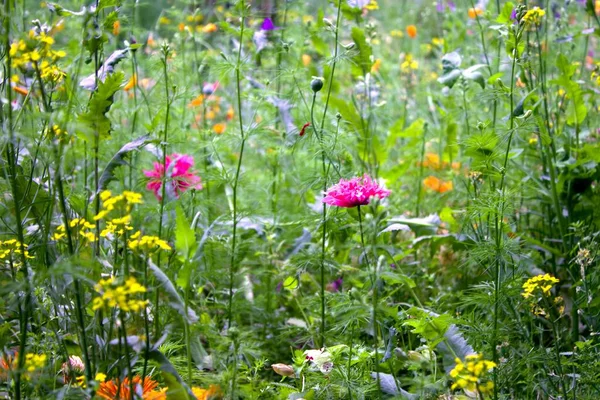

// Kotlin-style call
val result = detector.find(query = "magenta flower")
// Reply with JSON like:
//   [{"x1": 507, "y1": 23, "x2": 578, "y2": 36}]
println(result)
[
  {"x1": 144, "y1": 154, "x2": 202, "y2": 200},
  {"x1": 260, "y1": 18, "x2": 278, "y2": 31},
  {"x1": 322, "y1": 174, "x2": 390, "y2": 208}
]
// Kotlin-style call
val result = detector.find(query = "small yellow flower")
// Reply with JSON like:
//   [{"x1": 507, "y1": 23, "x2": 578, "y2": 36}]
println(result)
[
  {"x1": 401, "y1": 54, "x2": 418, "y2": 71},
  {"x1": 522, "y1": 7, "x2": 545, "y2": 25}
]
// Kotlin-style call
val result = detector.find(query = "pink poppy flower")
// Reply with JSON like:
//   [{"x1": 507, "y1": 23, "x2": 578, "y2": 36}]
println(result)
[
  {"x1": 322, "y1": 174, "x2": 390, "y2": 208},
  {"x1": 144, "y1": 154, "x2": 202, "y2": 200}
]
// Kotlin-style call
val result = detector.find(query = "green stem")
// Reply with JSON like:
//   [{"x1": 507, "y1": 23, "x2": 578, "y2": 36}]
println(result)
[
  {"x1": 226, "y1": 1, "x2": 247, "y2": 333},
  {"x1": 357, "y1": 206, "x2": 381, "y2": 399},
  {"x1": 155, "y1": 45, "x2": 172, "y2": 336}
]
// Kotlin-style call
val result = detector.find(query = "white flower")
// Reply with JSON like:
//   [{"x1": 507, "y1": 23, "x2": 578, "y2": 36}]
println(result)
[{"x1": 304, "y1": 348, "x2": 334, "y2": 374}]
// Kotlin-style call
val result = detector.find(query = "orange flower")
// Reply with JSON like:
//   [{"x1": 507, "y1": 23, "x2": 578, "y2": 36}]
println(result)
[
  {"x1": 0, "y1": 351, "x2": 16, "y2": 380},
  {"x1": 468, "y1": 7, "x2": 483, "y2": 19},
  {"x1": 178, "y1": 22, "x2": 186, "y2": 32},
  {"x1": 213, "y1": 123, "x2": 226, "y2": 134},
  {"x1": 406, "y1": 25, "x2": 417, "y2": 38},
  {"x1": 147, "y1": 33, "x2": 157, "y2": 48},
  {"x1": 189, "y1": 94, "x2": 205, "y2": 108},
  {"x1": 302, "y1": 54, "x2": 312, "y2": 67},
  {"x1": 202, "y1": 23, "x2": 218, "y2": 33},
  {"x1": 97, "y1": 376, "x2": 166, "y2": 400},
  {"x1": 371, "y1": 58, "x2": 382, "y2": 73},
  {"x1": 124, "y1": 74, "x2": 137, "y2": 91},
  {"x1": 226, "y1": 106, "x2": 234, "y2": 121},
  {"x1": 423, "y1": 176, "x2": 453, "y2": 193},
  {"x1": 113, "y1": 20, "x2": 120, "y2": 36},
  {"x1": 191, "y1": 384, "x2": 223, "y2": 400},
  {"x1": 13, "y1": 86, "x2": 29, "y2": 96},
  {"x1": 421, "y1": 153, "x2": 442, "y2": 170}
]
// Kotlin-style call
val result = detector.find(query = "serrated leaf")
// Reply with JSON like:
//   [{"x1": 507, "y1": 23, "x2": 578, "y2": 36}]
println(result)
[
  {"x1": 78, "y1": 71, "x2": 124, "y2": 140},
  {"x1": 350, "y1": 27, "x2": 372, "y2": 77}
]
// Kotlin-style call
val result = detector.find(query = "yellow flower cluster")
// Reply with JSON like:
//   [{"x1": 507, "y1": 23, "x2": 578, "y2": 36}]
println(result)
[
  {"x1": 93, "y1": 190, "x2": 143, "y2": 239},
  {"x1": 128, "y1": 231, "x2": 171, "y2": 252},
  {"x1": 96, "y1": 190, "x2": 143, "y2": 217},
  {"x1": 522, "y1": 7, "x2": 545, "y2": 25},
  {"x1": 10, "y1": 29, "x2": 66, "y2": 82},
  {"x1": 401, "y1": 54, "x2": 418, "y2": 72},
  {"x1": 52, "y1": 218, "x2": 96, "y2": 242},
  {"x1": 521, "y1": 273, "x2": 559, "y2": 299},
  {"x1": 100, "y1": 215, "x2": 133, "y2": 238},
  {"x1": 92, "y1": 277, "x2": 148, "y2": 312},
  {"x1": 449, "y1": 354, "x2": 496, "y2": 394},
  {"x1": 0, "y1": 239, "x2": 34, "y2": 262},
  {"x1": 21, "y1": 353, "x2": 47, "y2": 374}
]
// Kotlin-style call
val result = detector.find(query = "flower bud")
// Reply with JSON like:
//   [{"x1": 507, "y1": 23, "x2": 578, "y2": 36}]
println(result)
[
  {"x1": 272, "y1": 363, "x2": 295, "y2": 377},
  {"x1": 311, "y1": 77, "x2": 324, "y2": 93},
  {"x1": 344, "y1": 42, "x2": 356, "y2": 50},
  {"x1": 323, "y1": 18, "x2": 333, "y2": 28}
]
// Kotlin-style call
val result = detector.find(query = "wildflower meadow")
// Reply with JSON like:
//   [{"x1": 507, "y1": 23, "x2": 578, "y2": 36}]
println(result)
[{"x1": 1, "y1": 0, "x2": 600, "y2": 398}]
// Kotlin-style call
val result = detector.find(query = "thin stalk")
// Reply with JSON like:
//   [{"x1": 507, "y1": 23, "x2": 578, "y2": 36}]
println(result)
[
  {"x1": 310, "y1": 92, "x2": 328, "y2": 348},
  {"x1": 493, "y1": 25, "x2": 521, "y2": 400},
  {"x1": 3, "y1": 4, "x2": 31, "y2": 398},
  {"x1": 357, "y1": 206, "x2": 381, "y2": 399},
  {"x1": 155, "y1": 46, "x2": 172, "y2": 336},
  {"x1": 227, "y1": 0, "x2": 247, "y2": 352}
]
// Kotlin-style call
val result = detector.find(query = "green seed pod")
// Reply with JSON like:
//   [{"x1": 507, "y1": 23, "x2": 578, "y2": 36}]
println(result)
[{"x1": 311, "y1": 77, "x2": 324, "y2": 93}]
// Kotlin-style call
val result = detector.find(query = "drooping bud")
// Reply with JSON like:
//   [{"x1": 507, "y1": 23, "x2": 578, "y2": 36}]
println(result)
[
  {"x1": 272, "y1": 363, "x2": 295, "y2": 377},
  {"x1": 311, "y1": 77, "x2": 324, "y2": 93}
]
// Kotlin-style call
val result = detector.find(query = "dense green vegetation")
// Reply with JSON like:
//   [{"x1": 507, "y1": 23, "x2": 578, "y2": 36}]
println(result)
[{"x1": 1, "y1": 0, "x2": 600, "y2": 398}]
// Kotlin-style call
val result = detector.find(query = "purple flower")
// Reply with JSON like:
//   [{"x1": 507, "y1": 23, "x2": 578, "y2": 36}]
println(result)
[
  {"x1": 261, "y1": 18, "x2": 278, "y2": 31},
  {"x1": 327, "y1": 277, "x2": 343, "y2": 292}
]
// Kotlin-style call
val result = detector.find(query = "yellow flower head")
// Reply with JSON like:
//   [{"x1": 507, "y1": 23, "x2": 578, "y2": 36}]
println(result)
[
  {"x1": 522, "y1": 7, "x2": 545, "y2": 25},
  {"x1": 449, "y1": 354, "x2": 495, "y2": 394},
  {"x1": 521, "y1": 273, "x2": 559, "y2": 299}
]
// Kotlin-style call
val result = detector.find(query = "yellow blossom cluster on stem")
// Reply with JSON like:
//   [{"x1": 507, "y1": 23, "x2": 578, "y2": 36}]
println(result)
[
  {"x1": 128, "y1": 231, "x2": 172, "y2": 253},
  {"x1": 52, "y1": 218, "x2": 97, "y2": 242},
  {"x1": 521, "y1": 273, "x2": 559, "y2": 299},
  {"x1": 92, "y1": 276, "x2": 148, "y2": 313},
  {"x1": 522, "y1": 7, "x2": 545, "y2": 26},
  {"x1": 449, "y1": 354, "x2": 496, "y2": 394},
  {"x1": 0, "y1": 239, "x2": 34, "y2": 265},
  {"x1": 93, "y1": 190, "x2": 143, "y2": 238},
  {"x1": 401, "y1": 54, "x2": 418, "y2": 72},
  {"x1": 10, "y1": 29, "x2": 66, "y2": 83}
]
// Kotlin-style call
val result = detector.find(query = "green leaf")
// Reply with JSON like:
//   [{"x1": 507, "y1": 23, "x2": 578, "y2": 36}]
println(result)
[
  {"x1": 98, "y1": 134, "x2": 153, "y2": 192},
  {"x1": 445, "y1": 121, "x2": 458, "y2": 160},
  {"x1": 78, "y1": 71, "x2": 124, "y2": 140},
  {"x1": 462, "y1": 65, "x2": 487, "y2": 89},
  {"x1": 380, "y1": 272, "x2": 416, "y2": 288},
  {"x1": 175, "y1": 206, "x2": 197, "y2": 290},
  {"x1": 350, "y1": 27, "x2": 372, "y2": 77},
  {"x1": 147, "y1": 349, "x2": 196, "y2": 400},
  {"x1": 283, "y1": 276, "x2": 299, "y2": 291},
  {"x1": 437, "y1": 69, "x2": 462, "y2": 88},
  {"x1": 404, "y1": 308, "x2": 454, "y2": 346},
  {"x1": 148, "y1": 260, "x2": 198, "y2": 324},
  {"x1": 496, "y1": 2, "x2": 515, "y2": 24}
]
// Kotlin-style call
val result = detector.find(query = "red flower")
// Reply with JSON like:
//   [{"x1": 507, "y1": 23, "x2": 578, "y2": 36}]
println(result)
[
  {"x1": 144, "y1": 154, "x2": 202, "y2": 200},
  {"x1": 323, "y1": 174, "x2": 390, "y2": 208},
  {"x1": 299, "y1": 122, "x2": 310, "y2": 136}
]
